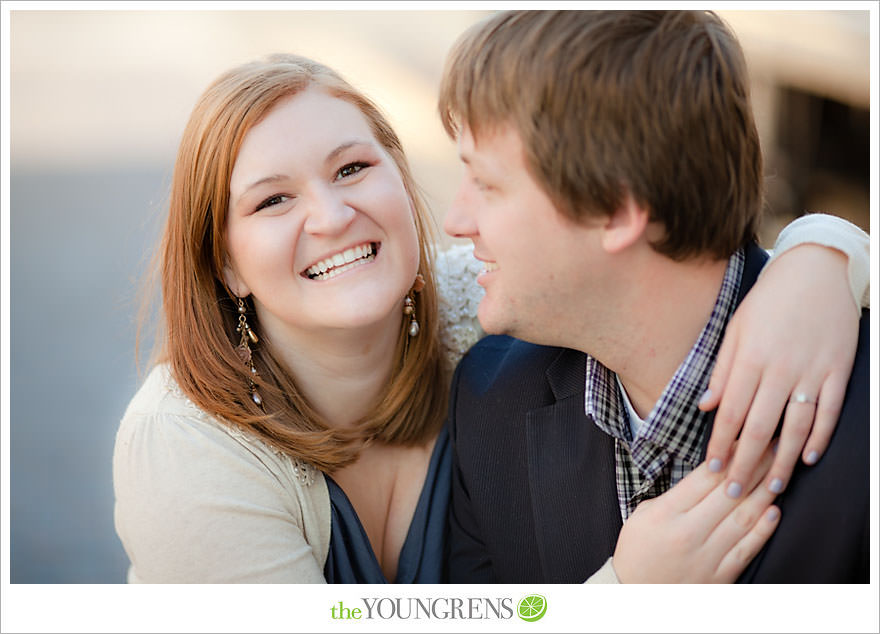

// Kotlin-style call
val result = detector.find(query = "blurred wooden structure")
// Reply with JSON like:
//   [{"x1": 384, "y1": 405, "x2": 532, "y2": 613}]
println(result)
[{"x1": 719, "y1": 11, "x2": 870, "y2": 244}]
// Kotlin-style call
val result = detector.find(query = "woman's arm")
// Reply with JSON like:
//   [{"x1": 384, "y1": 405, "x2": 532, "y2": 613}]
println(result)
[
  {"x1": 770, "y1": 213, "x2": 870, "y2": 312},
  {"x1": 700, "y1": 213, "x2": 869, "y2": 499}
]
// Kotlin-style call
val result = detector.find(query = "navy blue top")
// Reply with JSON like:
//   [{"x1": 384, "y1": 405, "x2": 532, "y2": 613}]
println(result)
[{"x1": 323, "y1": 426, "x2": 450, "y2": 583}]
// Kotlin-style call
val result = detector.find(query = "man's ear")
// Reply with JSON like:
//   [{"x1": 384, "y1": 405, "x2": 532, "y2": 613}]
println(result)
[
  {"x1": 599, "y1": 193, "x2": 650, "y2": 254},
  {"x1": 222, "y1": 262, "x2": 250, "y2": 298}
]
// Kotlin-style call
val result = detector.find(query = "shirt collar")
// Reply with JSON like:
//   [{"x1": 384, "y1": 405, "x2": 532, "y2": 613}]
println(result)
[{"x1": 585, "y1": 249, "x2": 745, "y2": 472}]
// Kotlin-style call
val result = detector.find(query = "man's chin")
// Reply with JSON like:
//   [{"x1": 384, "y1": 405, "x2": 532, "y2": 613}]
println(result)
[
  {"x1": 476, "y1": 304, "x2": 508, "y2": 337},
  {"x1": 477, "y1": 303, "x2": 526, "y2": 340},
  {"x1": 478, "y1": 306, "x2": 559, "y2": 347}
]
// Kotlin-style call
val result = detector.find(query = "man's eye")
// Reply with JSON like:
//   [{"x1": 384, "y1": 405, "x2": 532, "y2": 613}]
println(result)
[
  {"x1": 335, "y1": 162, "x2": 369, "y2": 181},
  {"x1": 255, "y1": 195, "x2": 289, "y2": 212}
]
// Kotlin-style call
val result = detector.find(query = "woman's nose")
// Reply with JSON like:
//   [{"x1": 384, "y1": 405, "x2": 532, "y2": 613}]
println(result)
[{"x1": 302, "y1": 189, "x2": 357, "y2": 236}]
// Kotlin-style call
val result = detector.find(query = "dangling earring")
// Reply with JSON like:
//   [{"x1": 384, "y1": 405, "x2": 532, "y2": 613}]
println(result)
[
  {"x1": 235, "y1": 297, "x2": 263, "y2": 406},
  {"x1": 404, "y1": 273, "x2": 425, "y2": 337}
]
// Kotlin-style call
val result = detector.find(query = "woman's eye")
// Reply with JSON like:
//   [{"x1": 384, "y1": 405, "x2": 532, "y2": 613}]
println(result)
[
  {"x1": 255, "y1": 195, "x2": 289, "y2": 212},
  {"x1": 335, "y1": 161, "x2": 369, "y2": 181}
]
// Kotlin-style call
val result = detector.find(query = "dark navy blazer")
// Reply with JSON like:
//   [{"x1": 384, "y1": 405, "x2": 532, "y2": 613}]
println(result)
[{"x1": 446, "y1": 242, "x2": 869, "y2": 583}]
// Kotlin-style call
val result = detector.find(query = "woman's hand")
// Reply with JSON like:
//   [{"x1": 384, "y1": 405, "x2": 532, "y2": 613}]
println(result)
[
  {"x1": 612, "y1": 445, "x2": 780, "y2": 583},
  {"x1": 700, "y1": 244, "x2": 859, "y2": 500}
]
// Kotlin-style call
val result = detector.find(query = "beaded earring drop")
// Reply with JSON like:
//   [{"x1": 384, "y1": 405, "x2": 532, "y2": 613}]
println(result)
[
  {"x1": 235, "y1": 297, "x2": 263, "y2": 406},
  {"x1": 404, "y1": 273, "x2": 426, "y2": 337}
]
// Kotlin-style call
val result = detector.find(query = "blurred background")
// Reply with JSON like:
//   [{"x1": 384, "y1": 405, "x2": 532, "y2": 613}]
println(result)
[{"x1": 5, "y1": 9, "x2": 871, "y2": 583}]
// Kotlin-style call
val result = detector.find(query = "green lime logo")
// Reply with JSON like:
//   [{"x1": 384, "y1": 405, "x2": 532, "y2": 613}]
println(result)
[{"x1": 517, "y1": 594, "x2": 547, "y2": 622}]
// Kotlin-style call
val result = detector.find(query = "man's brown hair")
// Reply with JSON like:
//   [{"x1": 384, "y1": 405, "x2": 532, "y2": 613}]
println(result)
[{"x1": 439, "y1": 10, "x2": 764, "y2": 260}]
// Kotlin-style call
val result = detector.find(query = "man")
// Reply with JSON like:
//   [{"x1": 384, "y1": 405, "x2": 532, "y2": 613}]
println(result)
[{"x1": 439, "y1": 10, "x2": 869, "y2": 582}]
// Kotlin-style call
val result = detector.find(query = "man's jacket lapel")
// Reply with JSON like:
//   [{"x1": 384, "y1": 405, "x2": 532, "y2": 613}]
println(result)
[{"x1": 525, "y1": 348, "x2": 622, "y2": 582}]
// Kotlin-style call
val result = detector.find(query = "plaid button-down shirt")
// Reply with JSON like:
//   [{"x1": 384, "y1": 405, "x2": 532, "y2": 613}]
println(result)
[{"x1": 585, "y1": 250, "x2": 745, "y2": 520}]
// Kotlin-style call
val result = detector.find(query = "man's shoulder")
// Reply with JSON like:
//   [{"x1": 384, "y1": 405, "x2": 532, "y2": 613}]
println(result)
[
  {"x1": 742, "y1": 308, "x2": 870, "y2": 582},
  {"x1": 809, "y1": 307, "x2": 869, "y2": 458},
  {"x1": 461, "y1": 334, "x2": 563, "y2": 366},
  {"x1": 454, "y1": 335, "x2": 572, "y2": 392},
  {"x1": 833, "y1": 307, "x2": 871, "y2": 421},
  {"x1": 841, "y1": 307, "x2": 870, "y2": 417}
]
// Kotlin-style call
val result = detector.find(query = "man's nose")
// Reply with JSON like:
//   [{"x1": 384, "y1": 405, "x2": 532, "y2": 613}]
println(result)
[{"x1": 443, "y1": 179, "x2": 478, "y2": 239}]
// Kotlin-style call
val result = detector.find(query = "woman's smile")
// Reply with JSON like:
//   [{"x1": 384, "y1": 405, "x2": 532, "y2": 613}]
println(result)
[{"x1": 302, "y1": 241, "x2": 380, "y2": 281}]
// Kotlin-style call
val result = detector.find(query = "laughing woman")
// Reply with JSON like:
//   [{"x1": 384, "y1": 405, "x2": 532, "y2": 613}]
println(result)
[{"x1": 113, "y1": 54, "x2": 869, "y2": 583}]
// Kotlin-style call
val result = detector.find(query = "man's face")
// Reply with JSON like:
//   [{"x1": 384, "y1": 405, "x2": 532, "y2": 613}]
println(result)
[{"x1": 444, "y1": 124, "x2": 605, "y2": 346}]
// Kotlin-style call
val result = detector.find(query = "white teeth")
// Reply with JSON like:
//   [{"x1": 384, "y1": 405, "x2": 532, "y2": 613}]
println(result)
[
  {"x1": 483, "y1": 261, "x2": 499, "y2": 273},
  {"x1": 305, "y1": 242, "x2": 376, "y2": 279},
  {"x1": 314, "y1": 258, "x2": 370, "y2": 281}
]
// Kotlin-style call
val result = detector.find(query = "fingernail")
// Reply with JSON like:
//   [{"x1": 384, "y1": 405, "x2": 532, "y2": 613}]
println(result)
[
  {"x1": 699, "y1": 388, "x2": 712, "y2": 406},
  {"x1": 766, "y1": 507, "x2": 780, "y2": 522},
  {"x1": 769, "y1": 478, "x2": 784, "y2": 494},
  {"x1": 805, "y1": 451, "x2": 819, "y2": 465},
  {"x1": 708, "y1": 458, "x2": 723, "y2": 473},
  {"x1": 726, "y1": 481, "x2": 742, "y2": 498}
]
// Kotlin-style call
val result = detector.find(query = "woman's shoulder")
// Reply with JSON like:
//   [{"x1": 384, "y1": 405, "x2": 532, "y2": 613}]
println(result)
[
  {"x1": 114, "y1": 364, "x2": 331, "y2": 582},
  {"x1": 116, "y1": 363, "x2": 320, "y2": 491},
  {"x1": 120, "y1": 363, "x2": 200, "y2": 421},
  {"x1": 434, "y1": 242, "x2": 486, "y2": 371}
]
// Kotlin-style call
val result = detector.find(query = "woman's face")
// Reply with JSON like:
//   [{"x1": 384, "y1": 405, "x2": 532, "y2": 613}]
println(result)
[{"x1": 224, "y1": 87, "x2": 420, "y2": 339}]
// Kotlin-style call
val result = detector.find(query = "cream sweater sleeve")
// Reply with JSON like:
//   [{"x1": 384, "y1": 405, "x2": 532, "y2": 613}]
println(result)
[
  {"x1": 584, "y1": 557, "x2": 621, "y2": 583},
  {"x1": 113, "y1": 368, "x2": 329, "y2": 583},
  {"x1": 766, "y1": 213, "x2": 870, "y2": 315}
]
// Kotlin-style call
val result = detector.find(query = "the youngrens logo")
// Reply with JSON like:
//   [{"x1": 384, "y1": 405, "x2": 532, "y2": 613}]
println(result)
[{"x1": 329, "y1": 594, "x2": 547, "y2": 621}]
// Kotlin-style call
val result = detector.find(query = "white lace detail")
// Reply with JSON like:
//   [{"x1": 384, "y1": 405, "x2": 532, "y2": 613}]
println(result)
[
  {"x1": 161, "y1": 369, "x2": 316, "y2": 486},
  {"x1": 434, "y1": 243, "x2": 486, "y2": 372}
]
